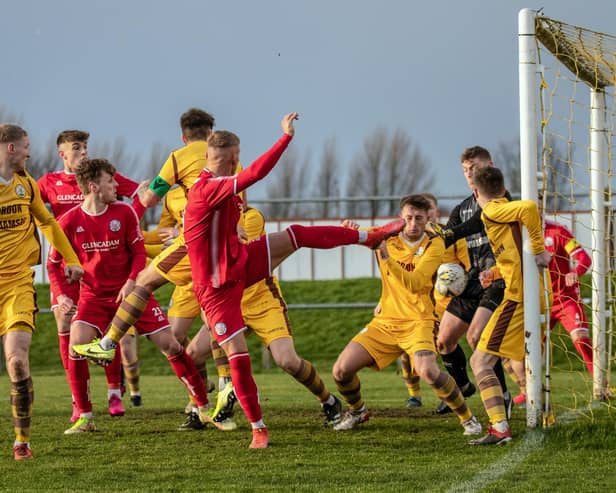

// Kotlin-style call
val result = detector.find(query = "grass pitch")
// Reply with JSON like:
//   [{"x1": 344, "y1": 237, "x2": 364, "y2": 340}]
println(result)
[
  {"x1": 0, "y1": 371, "x2": 614, "y2": 492},
  {"x1": 0, "y1": 279, "x2": 613, "y2": 491}
]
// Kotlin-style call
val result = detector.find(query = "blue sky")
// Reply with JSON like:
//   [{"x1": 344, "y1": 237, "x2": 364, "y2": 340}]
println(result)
[{"x1": 2, "y1": 0, "x2": 615, "y2": 200}]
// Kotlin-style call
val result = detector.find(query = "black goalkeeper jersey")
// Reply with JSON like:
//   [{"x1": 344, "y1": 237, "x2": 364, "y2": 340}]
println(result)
[{"x1": 446, "y1": 194, "x2": 502, "y2": 290}]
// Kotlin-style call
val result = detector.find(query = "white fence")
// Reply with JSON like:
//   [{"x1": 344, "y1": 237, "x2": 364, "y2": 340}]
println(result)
[{"x1": 34, "y1": 211, "x2": 597, "y2": 284}]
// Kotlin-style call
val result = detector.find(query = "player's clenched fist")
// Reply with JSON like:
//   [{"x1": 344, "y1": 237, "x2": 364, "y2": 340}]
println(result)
[{"x1": 282, "y1": 112, "x2": 299, "y2": 136}]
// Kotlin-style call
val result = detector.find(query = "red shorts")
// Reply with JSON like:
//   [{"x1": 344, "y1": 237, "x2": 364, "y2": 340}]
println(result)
[
  {"x1": 50, "y1": 281, "x2": 80, "y2": 309},
  {"x1": 551, "y1": 297, "x2": 588, "y2": 334},
  {"x1": 73, "y1": 292, "x2": 170, "y2": 337},
  {"x1": 195, "y1": 236, "x2": 271, "y2": 345}
]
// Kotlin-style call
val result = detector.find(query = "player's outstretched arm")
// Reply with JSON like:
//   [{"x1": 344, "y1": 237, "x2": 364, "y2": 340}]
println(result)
[{"x1": 234, "y1": 113, "x2": 299, "y2": 193}]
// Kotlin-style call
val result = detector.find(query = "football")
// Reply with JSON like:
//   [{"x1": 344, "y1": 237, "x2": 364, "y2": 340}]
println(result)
[{"x1": 435, "y1": 263, "x2": 467, "y2": 297}]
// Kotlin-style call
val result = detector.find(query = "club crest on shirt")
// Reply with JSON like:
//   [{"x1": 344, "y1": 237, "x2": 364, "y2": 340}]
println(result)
[
  {"x1": 545, "y1": 237, "x2": 554, "y2": 247},
  {"x1": 15, "y1": 184, "x2": 26, "y2": 198},
  {"x1": 214, "y1": 322, "x2": 227, "y2": 336},
  {"x1": 109, "y1": 219, "x2": 121, "y2": 232},
  {"x1": 415, "y1": 246, "x2": 425, "y2": 257}
]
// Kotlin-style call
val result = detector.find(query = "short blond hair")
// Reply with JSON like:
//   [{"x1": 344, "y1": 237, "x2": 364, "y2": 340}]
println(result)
[
  {"x1": 208, "y1": 130, "x2": 240, "y2": 149},
  {"x1": 0, "y1": 124, "x2": 27, "y2": 144}
]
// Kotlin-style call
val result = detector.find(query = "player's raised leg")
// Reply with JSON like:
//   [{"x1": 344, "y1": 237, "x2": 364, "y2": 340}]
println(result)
[
  {"x1": 73, "y1": 268, "x2": 168, "y2": 358},
  {"x1": 266, "y1": 219, "x2": 406, "y2": 272}
]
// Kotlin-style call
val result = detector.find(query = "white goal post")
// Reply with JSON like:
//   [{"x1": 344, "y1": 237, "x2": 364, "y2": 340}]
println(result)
[{"x1": 518, "y1": 8, "x2": 615, "y2": 428}]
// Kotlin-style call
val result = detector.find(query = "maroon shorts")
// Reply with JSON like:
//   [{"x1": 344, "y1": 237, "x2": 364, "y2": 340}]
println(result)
[
  {"x1": 73, "y1": 292, "x2": 170, "y2": 337},
  {"x1": 195, "y1": 236, "x2": 271, "y2": 345}
]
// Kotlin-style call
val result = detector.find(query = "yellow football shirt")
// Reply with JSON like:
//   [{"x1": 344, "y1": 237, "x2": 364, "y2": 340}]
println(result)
[
  {"x1": 149, "y1": 141, "x2": 208, "y2": 198},
  {"x1": 0, "y1": 172, "x2": 80, "y2": 278},
  {"x1": 377, "y1": 232, "x2": 445, "y2": 323},
  {"x1": 143, "y1": 186, "x2": 186, "y2": 246},
  {"x1": 481, "y1": 198, "x2": 545, "y2": 302},
  {"x1": 149, "y1": 141, "x2": 243, "y2": 199}
]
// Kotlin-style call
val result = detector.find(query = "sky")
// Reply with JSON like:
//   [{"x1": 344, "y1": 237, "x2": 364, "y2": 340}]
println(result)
[{"x1": 2, "y1": 0, "x2": 615, "y2": 203}]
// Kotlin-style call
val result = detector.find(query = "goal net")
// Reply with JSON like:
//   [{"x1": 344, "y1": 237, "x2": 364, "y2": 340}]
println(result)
[{"x1": 519, "y1": 9, "x2": 615, "y2": 427}]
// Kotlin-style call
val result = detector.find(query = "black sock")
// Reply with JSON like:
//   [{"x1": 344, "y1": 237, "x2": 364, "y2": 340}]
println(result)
[
  {"x1": 494, "y1": 359, "x2": 508, "y2": 393},
  {"x1": 441, "y1": 345, "x2": 470, "y2": 388}
]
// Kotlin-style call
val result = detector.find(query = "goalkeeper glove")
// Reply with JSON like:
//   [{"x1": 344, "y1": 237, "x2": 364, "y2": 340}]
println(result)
[{"x1": 427, "y1": 222, "x2": 454, "y2": 244}]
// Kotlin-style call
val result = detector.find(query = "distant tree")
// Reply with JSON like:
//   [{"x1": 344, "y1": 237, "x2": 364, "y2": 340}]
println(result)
[
  {"x1": 0, "y1": 105, "x2": 20, "y2": 124},
  {"x1": 541, "y1": 136, "x2": 575, "y2": 211},
  {"x1": 143, "y1": 141, "x2": 171, "y2": 181},
  {"x1": 311, "y1": 137, "x2": 341, "y2": 218},
  {"x1": 345, "y1": 128, "x2": 434, "y2": 218},
  {"x1": 28, "y1": 134, "x2": 59, "y2": 179},
  {"x1": 90, "y1": 136, "x2": 141, "y2": 177},
  {"x1": 262, "y1": 146, "x2": 312, "y2": 219},
  {"x1": 494, "y1": 136, "x2": 570, "y2": 210},
  {"x1": 140, "y1": 141, "x2": 173, "y2": 226},
  {"x1": 492, "y1": 138, "x2": 522, "y2": 196}
]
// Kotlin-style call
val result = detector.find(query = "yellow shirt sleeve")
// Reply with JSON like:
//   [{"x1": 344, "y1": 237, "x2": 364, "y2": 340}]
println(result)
[
  {"x1": 442, "y1": 237, "x2": 471, "y2": 271},
  {"x1": 29, "y1": 177, "x2": 81, "y2": 267},
  {"x1": 142, "y1": 194, "x2": 177, "y2": 244},
  {"x1": 483, "y1": 199, "x2": 545, "y2": 254},
  {"x1": 241, "y1": 207, "x2": 265, "y2": 241},
  {"x1": 382, "y1": 236, "x2": 445, "y2": 292}
]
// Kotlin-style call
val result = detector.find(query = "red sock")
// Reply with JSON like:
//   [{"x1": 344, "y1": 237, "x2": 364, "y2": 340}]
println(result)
[
  {"x1": 286, "y1": 225, "x2": 359, "y2": 250},
  {"x1": 104, "y1": 345, "x2": 123, "y2": 389},
  {"x1": 229, "y1": 352, "x2": 262, "y2": 423},
  {"x1": 573, "y1": 337, "x2": 593, "y2": 375},
  {"x1": 167, "y1": 348, "x2": 208, "y2": 407},
  {"x1": 68, "y1": 356, "x2": 92, "y2": 414},
  {"x1": 58, "y1": 332, "x2": 70, "y2": 371}
]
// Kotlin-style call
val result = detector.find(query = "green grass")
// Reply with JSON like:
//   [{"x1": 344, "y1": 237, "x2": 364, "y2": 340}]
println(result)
[
  {"x1": 0, "y1": 279, "x2": 613, "y2": 491},
  {"x1": 0, "y1": 372, "x2": 614, "y2": 492}
]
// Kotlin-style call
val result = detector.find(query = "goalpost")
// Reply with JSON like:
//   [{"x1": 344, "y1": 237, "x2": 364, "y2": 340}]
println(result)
[{"x1": 519, "y1": 9, "x2": 615, "y2": 427}]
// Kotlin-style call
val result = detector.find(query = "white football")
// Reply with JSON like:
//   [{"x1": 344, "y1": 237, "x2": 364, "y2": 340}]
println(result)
[{"x1": 435, "y1": 263, "x2": 467, "y2": 297}]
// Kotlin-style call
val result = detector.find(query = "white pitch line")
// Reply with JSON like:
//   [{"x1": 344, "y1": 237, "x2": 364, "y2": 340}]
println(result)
[
  {"x1": 445, "y1": 430, "x2": 545, "y2": 493},
  {"x1": 445, "y1": 403, "x2": 597, "y2": 493}
]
